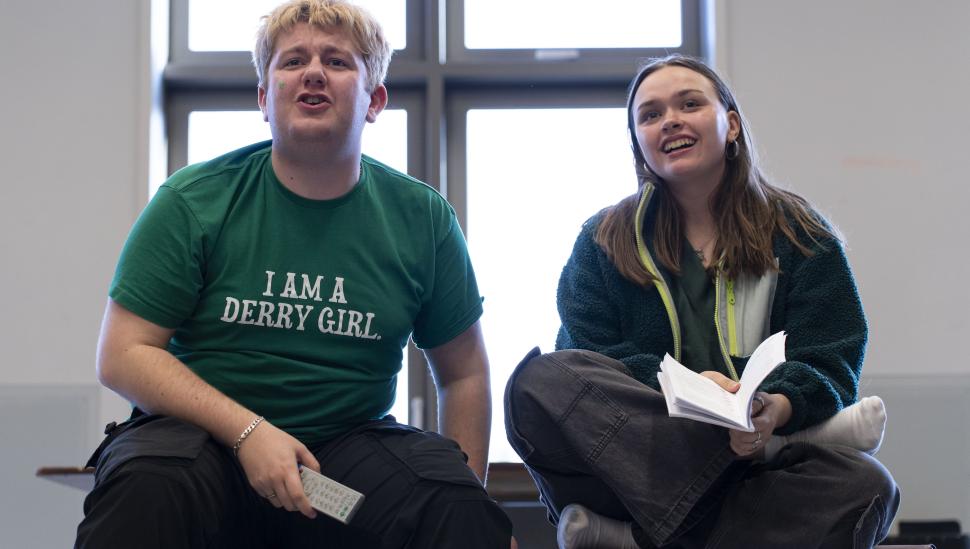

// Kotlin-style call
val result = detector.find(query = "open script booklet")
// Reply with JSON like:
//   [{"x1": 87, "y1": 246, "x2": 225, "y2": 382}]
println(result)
[{"x1": 656, "y1": 331, "x2": 787, "y2": 432}]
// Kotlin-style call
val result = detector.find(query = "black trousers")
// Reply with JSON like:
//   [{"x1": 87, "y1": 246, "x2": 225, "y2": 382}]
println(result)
[
  {"x1": 505, "y1": 348, "x2": 900, "y2": 549},
  {"x1": 75, "y1": 415, "x2": 511, "y2": 548}
]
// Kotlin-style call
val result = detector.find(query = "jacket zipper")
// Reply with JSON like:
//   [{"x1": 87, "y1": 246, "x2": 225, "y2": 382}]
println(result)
[
  {"x1": 634, "y1": 185, "x2": 682, "y2": 361},
  {"x1": 726, "y1": 278, "x2": 739, "y2": 356},
  {"x1": 714, "y1": 270, "x2": 740, "y2": 381}
]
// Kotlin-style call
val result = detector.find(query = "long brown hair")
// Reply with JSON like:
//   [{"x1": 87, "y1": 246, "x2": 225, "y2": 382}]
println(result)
[{"x1": 597, "y1": 54, "x2": 838, "y2": 285}]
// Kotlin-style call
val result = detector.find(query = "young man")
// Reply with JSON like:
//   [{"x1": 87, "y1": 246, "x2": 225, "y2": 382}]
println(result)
[{"x1": 75, "y1": 1, "x2": 513, "y2": 547}]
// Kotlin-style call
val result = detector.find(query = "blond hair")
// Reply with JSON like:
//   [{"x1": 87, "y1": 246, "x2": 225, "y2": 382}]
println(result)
[{"x1": 253, "y1": 0, "x2": 392, "y2": 92}]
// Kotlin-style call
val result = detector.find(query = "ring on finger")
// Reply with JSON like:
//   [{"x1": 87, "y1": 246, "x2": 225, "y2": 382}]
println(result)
[
  {"x1": 265, "y1": 492, "x2": 278, "y2": 499},
  {"x1": 755, "y1": 431, "x2": 762, "y2": 443}
]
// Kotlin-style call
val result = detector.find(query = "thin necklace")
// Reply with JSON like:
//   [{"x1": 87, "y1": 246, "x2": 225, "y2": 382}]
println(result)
[{"x1": 691, "y1": 234, "x2": 717, "y2": 263}]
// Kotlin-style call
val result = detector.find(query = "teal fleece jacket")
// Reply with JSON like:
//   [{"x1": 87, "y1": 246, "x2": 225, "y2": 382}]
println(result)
[{"x1": 555, "y1": 200, "x2": 868, "y2": 435}]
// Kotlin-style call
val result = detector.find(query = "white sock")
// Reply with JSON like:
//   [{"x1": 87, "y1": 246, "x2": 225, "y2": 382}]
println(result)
[
  {"x1": 557, "y1": 504, "x2": 639, "y2": 549},
  {"x1": 765, "y1": 395, "x2": 887, "y2": 460}
]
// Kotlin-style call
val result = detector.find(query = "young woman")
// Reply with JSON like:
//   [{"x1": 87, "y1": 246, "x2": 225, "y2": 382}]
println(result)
[{"x1": 505, "y1": 55, "x2": 898, "y2": 549}]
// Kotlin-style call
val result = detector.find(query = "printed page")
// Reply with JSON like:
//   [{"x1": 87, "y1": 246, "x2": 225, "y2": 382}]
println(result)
[
  {"x1": 658, "y1": 370, "x2": 749, "y2": 430},
  {"x1": 735, "y1": 332, "x2": 787, "y2": 403},
  {"x1": 657, "y1": 332, "x2": 787, "y2": 431},
  {"x1": 660, "y1": 354, "x2": 747, "y2": 427}
]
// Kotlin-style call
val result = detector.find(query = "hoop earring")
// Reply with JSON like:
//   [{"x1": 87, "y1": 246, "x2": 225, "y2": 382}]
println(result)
[{"x1": 726, "y1": 140, "x2": 740, "y2": 160}]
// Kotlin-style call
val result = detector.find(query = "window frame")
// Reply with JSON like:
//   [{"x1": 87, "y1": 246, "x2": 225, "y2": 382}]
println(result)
[
  {"x1": 166, "y1": 0, "x2": 425, "y2": 87},
  {"x1": 447, "y1": 0, "x2": 702, "y2": 63}
]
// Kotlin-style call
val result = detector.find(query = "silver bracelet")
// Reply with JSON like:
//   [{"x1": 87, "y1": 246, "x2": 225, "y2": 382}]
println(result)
[{"x1": 232, "y1": 416, "x2": 265, "y2": 456}]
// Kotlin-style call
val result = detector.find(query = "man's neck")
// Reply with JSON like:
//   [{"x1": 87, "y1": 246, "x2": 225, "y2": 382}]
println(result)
[{"x1": 270, "y1": 143, "x2": 362, "y2": 200}]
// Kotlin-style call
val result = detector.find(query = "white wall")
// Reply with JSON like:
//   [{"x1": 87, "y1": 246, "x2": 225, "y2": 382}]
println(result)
[
  {"x1": 0, "y1": 1, "x2": 147, "y2": 399},
  {"x1": 715, "y1": 0, "x2": 970, "y2": 377},
  {"x1": 0, "y1": 0, "x2": 147, "y2": 546}
]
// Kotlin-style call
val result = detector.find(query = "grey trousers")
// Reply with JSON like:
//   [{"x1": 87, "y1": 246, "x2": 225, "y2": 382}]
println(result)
[{"x1": 504, "y1": 348, "x2": 900, "y2": 549}]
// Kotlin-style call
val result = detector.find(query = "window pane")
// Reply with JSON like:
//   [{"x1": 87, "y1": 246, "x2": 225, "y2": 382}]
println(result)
[
  {"x1": 189, "y1": 0, "x2": 406, "y2": 52},
  {"x1": 187, "y1": 111, "x2": 270, "y2": 165},
  {"x1": 173, "y1": 108, "x2": 410, "y2": 424},
  {"x1": 466, "y1": 108, "x2": 635, "y2": 462},
  {"x1": 464, "y1": 0, "x2": 681, "y2": 49}
]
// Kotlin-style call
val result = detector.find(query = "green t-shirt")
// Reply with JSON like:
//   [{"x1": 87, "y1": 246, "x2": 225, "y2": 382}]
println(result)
[
  {"x1": 109, "y1": 141, "x2": 483, "y2": 446},
  {"x1": 669, "y1": 242, "x2": 723, "y2": 375}
]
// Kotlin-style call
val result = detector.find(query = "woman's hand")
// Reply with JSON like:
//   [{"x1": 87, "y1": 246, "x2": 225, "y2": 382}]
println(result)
[
  {"x1": 729, "y1": 392, "x2": 792, "y2": 458},
  {"x1": 235, "y1": 420, "x2": 321, "y2": 518},
  {"x1": 698, "y1": 371, "x2": 792, "y2": 458}
]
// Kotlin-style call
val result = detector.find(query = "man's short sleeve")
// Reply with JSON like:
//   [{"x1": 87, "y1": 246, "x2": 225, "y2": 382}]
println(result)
[
  {"x1": 109, "y1": 186, "x2": 206, "y2": 329},
  {"x1": 410, "y1": 208, "x2": 483, "y2": 349}
]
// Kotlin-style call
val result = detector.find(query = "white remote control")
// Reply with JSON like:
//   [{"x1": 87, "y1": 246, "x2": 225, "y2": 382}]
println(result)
[{"x1": 299, "y1": 466, "x2": 365, "y2": 524}]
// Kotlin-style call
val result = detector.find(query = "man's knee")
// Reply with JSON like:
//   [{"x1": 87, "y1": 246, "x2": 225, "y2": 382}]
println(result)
[
  {"x1": 87, "y1": 458, "x2": 197, "y2": 511},
  {"x1": 412, "y1": 483, "x2": 513, "y2": 548},
  {"x1": 78, "y1": 462, "x2": 199, "y2": 548},
  {"x1": 78, "y1": 443, "x2": 248, "y2": 548}
]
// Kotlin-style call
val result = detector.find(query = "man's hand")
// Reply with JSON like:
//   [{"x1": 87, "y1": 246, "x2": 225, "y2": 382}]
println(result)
[{"x1": 235, "y1": 420, "x2": 321, "y2": 519}]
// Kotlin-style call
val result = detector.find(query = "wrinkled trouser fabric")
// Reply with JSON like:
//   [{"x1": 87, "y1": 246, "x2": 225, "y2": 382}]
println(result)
[
  {"x1": 76, "y1": 414, "x2": 511, "y2": 549},
  {"x1": 505, "y1": 348, "x2": 899, "y2": 549}
]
